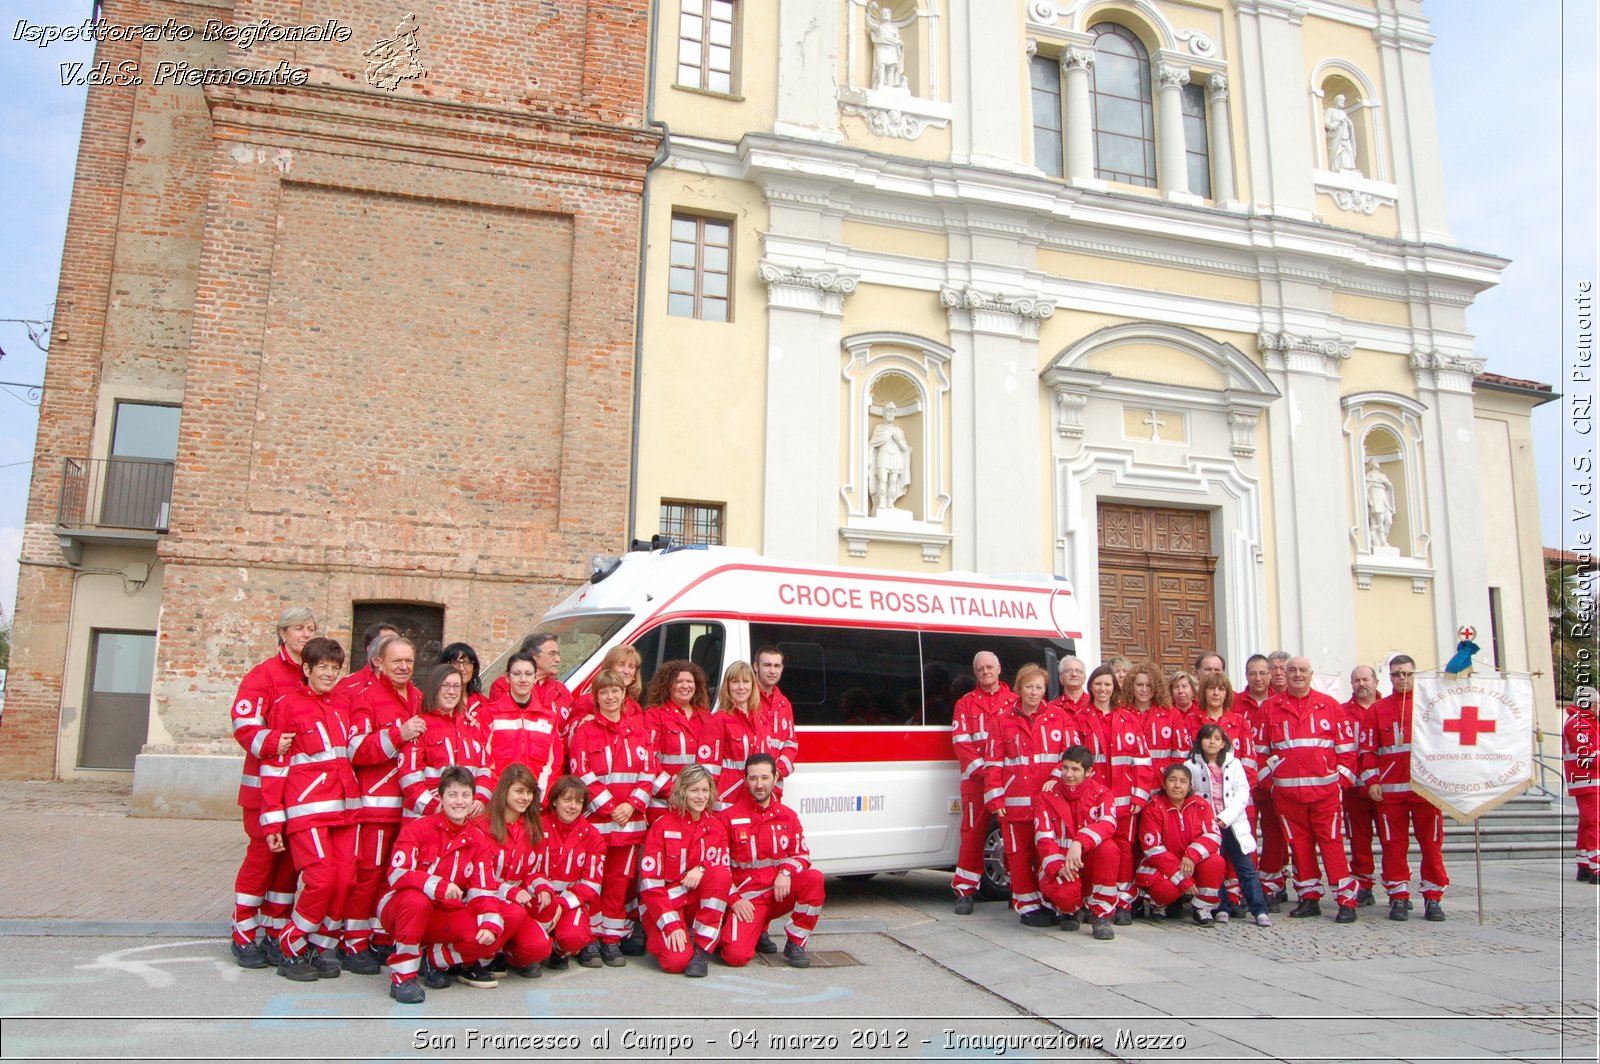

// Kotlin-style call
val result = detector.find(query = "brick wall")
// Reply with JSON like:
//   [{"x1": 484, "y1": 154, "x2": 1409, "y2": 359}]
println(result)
[{"x1": 2, "y1": 0, "x2": 657, "y2": 779}]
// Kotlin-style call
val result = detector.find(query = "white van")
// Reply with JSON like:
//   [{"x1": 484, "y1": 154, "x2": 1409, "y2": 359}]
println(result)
[{"x1": 487, "y1": 545, "x2": 1086, "y2": 896}]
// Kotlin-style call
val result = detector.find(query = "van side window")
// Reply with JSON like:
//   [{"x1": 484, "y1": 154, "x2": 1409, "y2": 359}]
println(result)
[
  {"x1": 919, "y1": 632, "x2": 1076, "y2": 725},
  {"x1": 633, "y1": 621, "x2": 724, "y2": 690},
  {"x1": 749, "y1": 623, "x2": 921, "y2": 727}
]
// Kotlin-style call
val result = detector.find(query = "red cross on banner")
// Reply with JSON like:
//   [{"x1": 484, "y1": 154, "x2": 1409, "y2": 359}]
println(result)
[{"x1": 1442, "y1": 704, "x2": 1497, "y2": 746}]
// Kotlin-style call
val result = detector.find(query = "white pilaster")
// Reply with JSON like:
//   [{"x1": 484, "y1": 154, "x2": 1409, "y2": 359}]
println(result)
[
  {"x1": 1206, "y1": 73, "x2": 1237, "y2": 205},
  {"x1": 759, "y1": 261, "x2": 858, "y2": 561},
  {"x1": 1154, "y1": 60, "x2": 1191, "y2": 198},
  {"x1": 949, "y1": 0, "x2": 1025, "y2": 168},
  {"x1": 1061, "y1": 47, "x2": 1095, "y2": 182},
  {"x1": 1233, "y1": 0, "x2": 1315, "y2": 218},
  {"x1": 1373, "y1": 0, "x2": 1452, "y2": 243},
  {"x1": 775, "y1": 0, "x2": 842, "y2": 141}
]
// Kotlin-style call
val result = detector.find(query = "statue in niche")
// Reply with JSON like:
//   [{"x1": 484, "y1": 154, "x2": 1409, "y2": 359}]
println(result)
[
  {"x1": 1323, "y1": 94, "x2": 1363, "y2": 174},
  {"x1": 867, "y1": 5, "x2": 906, "y2": 91},
  {"x1": 1364, "y1": 455, "x2": 1396, "y2": 548},
  {"x1": 869, "y1": 402, "x2": 913, "y2": 516}
]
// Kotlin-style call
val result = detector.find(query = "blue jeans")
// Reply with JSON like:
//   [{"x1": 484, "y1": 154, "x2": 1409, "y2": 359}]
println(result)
[{"x1": 1220, "y1": 828, "x2": 1269, "y2": 916}]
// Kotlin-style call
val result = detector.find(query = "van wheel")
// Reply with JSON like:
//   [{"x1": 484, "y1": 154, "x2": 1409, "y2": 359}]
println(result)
[{"x1": 977, "y1": 818, "x2": 1011, "y2": 901}]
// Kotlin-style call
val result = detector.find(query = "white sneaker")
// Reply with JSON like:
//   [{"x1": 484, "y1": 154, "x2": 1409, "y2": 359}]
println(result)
[
  {"x1": 1255, "y1": 913, "x2": 1273, "y2": 927},
  {"x1": 1214, "y1": 909, "x2": 1230, "y2": 924}
]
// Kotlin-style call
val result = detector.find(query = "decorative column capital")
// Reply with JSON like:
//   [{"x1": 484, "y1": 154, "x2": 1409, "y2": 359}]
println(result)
[
  {"x1": 1060, "y1": 47, "x2": 1095, "y2": 73},
  {"x1": 758, "y1": 260, "x2": 859, "y2": 315},
  {"x1": 1409, "y1": 349, "x2": 1484, "y2": 394},
  {"x1": 1226, "y1": 407, "x2": 1260, "y2": 458},
  {"x1": 1155, "y1": 62, "x2": 1190, "y2": 90},
  {"x1": 1258, "y1": 330, "x2": 1353, "y2": 377},
  {"x1": 1207, "y1": 72, "x2": 1229, "y2": 100},
  {"x1": 940, "y1": 285, "x2": 1056, "y2": 338}
]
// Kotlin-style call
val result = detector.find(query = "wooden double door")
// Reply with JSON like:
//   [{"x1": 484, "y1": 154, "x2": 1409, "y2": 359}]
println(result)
[{"x1": 1097, "y1": 503, "x2": 1216, "y2": 667}]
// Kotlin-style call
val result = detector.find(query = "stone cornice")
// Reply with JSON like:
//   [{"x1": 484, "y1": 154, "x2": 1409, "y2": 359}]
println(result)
[{"x1": 939, "y1": 286, "x2": 1056, "y2": 320}]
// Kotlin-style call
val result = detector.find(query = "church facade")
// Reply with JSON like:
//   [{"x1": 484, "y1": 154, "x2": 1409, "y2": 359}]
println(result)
[{"x1": 631, "y1": 0, "x2": 1555, "y2": 723}]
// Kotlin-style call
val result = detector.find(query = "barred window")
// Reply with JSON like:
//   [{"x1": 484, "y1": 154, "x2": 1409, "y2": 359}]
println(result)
[
  {"x1": 660, "y1": 500, "x2": 725, "y2": 545},
  {"x1": 677, "y1": 0, "x2": 736, "y2": 95},
  {"x1": 668, "y1": 214, "x2": 732, "y2": 321}
]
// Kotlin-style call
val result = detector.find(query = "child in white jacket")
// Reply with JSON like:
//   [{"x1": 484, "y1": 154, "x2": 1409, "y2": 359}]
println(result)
[{"x1": 1186, "y1": 724, "x2": 1271, "y2": 926}]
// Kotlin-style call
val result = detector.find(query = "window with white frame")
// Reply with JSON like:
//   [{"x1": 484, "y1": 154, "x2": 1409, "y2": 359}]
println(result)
[{"x1": 676, "y1": 0, "x2": 736, "y2": 95}]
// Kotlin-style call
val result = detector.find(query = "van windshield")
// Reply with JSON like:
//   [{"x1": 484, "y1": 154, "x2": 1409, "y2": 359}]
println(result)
[{"x1": 483, "y1": 612, "x2": 632, "y2": 685}]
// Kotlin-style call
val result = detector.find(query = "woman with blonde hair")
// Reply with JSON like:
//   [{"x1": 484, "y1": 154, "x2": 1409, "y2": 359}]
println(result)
[
  {"x1": 638, "y1": 765, "x2": 731, "y2": 978},
  {"x1": 567, "y1": 644, "x2": 644, "y2": 737},
  {"x1": 715, "y1": 661, "x2": 777, "y2": 809}
]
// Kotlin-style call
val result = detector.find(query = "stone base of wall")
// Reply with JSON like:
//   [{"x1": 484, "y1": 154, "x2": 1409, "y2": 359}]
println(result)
[{"x1": 131, "y1": 753, "x2": 242, "y2": 820}]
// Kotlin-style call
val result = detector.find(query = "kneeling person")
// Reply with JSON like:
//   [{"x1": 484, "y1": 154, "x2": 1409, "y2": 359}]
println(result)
[
  {"x1": 720, "y1": 754, "x2": 824, "y2": 968},
  {"x1": 1033, "y1": 745, "x2": 1121, "y2": 939},
  {"x1": 640, "y1": 765, "x2": 732, "y2": 977},
  {"x1": 1136, "y1": 765, "x2": 1226, "y2": 925},
  {"x1": 377, "y1": 766, "x2": 509, "y2": 1003}
]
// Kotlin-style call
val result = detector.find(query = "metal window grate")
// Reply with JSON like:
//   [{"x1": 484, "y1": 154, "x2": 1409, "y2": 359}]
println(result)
[{"x1": 660, "y1": 499, "x2": 724, "y2": 545}]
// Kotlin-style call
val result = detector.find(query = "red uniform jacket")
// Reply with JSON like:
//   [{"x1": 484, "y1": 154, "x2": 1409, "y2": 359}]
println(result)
[
  {"x1": 230, "y1": 648, "x2": 304, "y2": 808},
  {"x1": 472, "y1": 814, "x2": 539, "y2": 904},
  {"x1": 1342, "y1": 697, "x2": 1380, "y2": 787},
  {"x1": 381, "y1": 813, "x2": 505, "y2": 933},
  {"x1": 401, "y1": 709, "x2": 489, "y2": 817},
  {"x1": 639, "y1": 810, "x2": 732, "y2": 934},
  {"x1": 567, "y1": 692, "x2": 642, "y2": 742},
  {"x1": 953, "y1": 683, "x2": 1014, "y2": 792},
  {"x1": 1238, "y1": 690, "x2": 1274, "y2": 792},
  {"x1": 1566, "y1": 703, "x2": 1599, "y2": 794},
  {"x1": 1049, "y1": 690, "x2": 1090, "y2": 716},
  {"x1": 1143, "y1": 704, "x2": 1193, "y2": 776},
  {"x1": 330, "y1": 665, "x2": 380, "y2": 709},
  {"x1": 720, "y1": 792, "x2": 811, "y2": 900},
  {"x1": 1033, "y1": 778, "x2": 1118, "y2": 877},
  {"x1": 1136, "y1": 793, "x2": 1222, "y2": 885},
  {"x1": 568, "y1": 711, "x2": 657, "y2": 847},
  {"x1": 348, "y1": 679, "x2": 422, "y2": 824},
  {"x1": 759, "y1": 686, "x2": 799, "y2": 778},
  {"x1": 645, "y1": 703, "x2": 724, "y2": 813},
  {"x1": 1073, "y1": 705, "x2": 1155, "y2": 819},
  {"x1": 530, "y1": 814, "x2": 607, "y2": 913},
  {"x1": 482, "y1": 692, "x2": 565, "y2": 801},
  {"x1": 258, "y1": 683, "x2": 360, "y2": 834},
  {"x1": 985, "y1": 702, "x2": 1080, "y2": 821},
  {"x1": 718, "y1": 702, "x2": 783, "y2": 807},
  {"x1": 1262, "y1": 689, "x2": 1358, "y2": 803},
  {"x1": 1184, "y1": 706, "x2": 1258, "y2": 787},
  {"x1": 1361, "y1": 691, "x2": 1415, "y2": 799}
]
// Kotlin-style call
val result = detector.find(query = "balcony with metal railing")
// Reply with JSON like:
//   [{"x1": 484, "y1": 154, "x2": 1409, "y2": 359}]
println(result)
[{"x1": 54, "y1": 456, "x2": 173, "y2": 563}]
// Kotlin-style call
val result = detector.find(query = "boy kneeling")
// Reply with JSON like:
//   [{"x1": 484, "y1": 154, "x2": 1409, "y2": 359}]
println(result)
[
  {"x1": 377, "y1": 766, "x2": 510, "y2": 1003},
  {"x1": 1033, "y1": 745, "x2": 1122, "y2": 940}
]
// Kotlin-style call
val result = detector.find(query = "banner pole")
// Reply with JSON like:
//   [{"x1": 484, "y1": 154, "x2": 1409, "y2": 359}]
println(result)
[{"x1": 1474, "y1": 819, "x2": 1484, "y2": 926}]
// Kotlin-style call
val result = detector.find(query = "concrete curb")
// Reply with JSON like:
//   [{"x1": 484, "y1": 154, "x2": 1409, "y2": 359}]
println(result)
[{"x1": 0, "y1": 919, "x2": 228, "y2": 937}]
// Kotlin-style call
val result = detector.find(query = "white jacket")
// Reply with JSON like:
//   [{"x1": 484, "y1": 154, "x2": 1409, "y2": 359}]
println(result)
[{"x1": 1185, "y1": 752, "x2": 1255, "y2": 855}]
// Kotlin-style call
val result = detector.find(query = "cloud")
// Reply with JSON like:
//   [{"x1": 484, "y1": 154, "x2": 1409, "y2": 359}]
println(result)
[{"x1": 0, "y1": 525, "x2": 21, "y2": 623}]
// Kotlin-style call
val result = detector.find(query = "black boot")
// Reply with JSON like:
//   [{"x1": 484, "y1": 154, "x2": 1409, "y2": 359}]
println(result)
[
  {"x1": 1388, "y1": 899, "x2": 1409, "y2": 921},
  {"x1": 1288, "y1": 898, "x2": 1321, "y2": 919}
]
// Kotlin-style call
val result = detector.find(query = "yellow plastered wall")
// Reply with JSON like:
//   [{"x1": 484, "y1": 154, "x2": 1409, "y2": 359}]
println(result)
[
  {"x1": 1333, "y1": 291, "x2": 1412, "y2": 329},
  {"x1": 1037, "y1": 250, "x2": 1259, "y2": 304},
  {"x1": 840, "y1": 221, "x2": 948, "y2": 262},
  {"x1": 1302, "y1": 15, "x2": 1400, "y2": 240},
  {"x1": 1340, "y1": 349, "x2": 1418, "y2": 399},
  {"x1": 1353, "y1": 579, "x2": 1436, "y2": 671},
  {"x1": 653, "y1": 0, "x2": 778, "y2": 141},
  {"x1": 1085, "y1": 343, "x2": 1229, "y2": 389},
  {"x1": 637, "y1": 169, "x2": 770, "y2": 549}
]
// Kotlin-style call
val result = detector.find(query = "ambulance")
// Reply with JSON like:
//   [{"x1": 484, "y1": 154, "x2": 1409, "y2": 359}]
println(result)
[{"x1": 487, "y1": 545, "x2": 1087, "y2": 897}]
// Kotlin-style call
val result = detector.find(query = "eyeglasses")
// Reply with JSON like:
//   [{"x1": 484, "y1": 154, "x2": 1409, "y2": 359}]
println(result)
[{"x1": 439, "y1": 681, "x2": 463, "y2": 691}]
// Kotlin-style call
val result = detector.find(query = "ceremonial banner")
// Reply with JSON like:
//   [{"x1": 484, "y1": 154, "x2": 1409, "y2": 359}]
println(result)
[{"x1": 1411, "y1": 675, "x2": 1535, "y2": 821}]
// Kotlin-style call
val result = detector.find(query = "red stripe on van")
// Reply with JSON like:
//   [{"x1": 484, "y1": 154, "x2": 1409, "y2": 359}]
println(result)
[{"x1": 795, "y1": 728, "x2": 955, "y2": 763}]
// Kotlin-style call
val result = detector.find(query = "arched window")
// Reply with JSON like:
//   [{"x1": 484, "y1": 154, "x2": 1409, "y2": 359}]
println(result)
[{"x1": 1089, "y1": 23, "x2": 1155, "y2": 187}]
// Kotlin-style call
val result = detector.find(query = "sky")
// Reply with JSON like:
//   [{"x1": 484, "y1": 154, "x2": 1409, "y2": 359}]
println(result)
[{"x1": 0, "y1": 0, "x2": 1594, "y2": 624}]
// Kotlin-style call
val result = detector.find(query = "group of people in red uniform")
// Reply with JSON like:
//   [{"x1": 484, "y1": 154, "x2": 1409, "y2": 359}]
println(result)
[
  {"x1": 229, "y1": 610, "x2": 822, "y2": 1002},
  {"x1": 953, "y1": 646, "x2": 1481, "y2": 936}
]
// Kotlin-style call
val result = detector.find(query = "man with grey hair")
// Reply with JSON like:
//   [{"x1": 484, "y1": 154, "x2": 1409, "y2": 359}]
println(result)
[
  {"x1": 1051, "y1": 656, "x2": 1089, "y2": 714},
  {"x1": 333, "y1": 620, "x2": 399, "y2": 705},
  {"x1": 1342, "y1": 664, "x2": 1382, "y2": 906},
  {"x1": 950, "y1": 650, "x2": 1015, "y2": 914},
  {"x1": 1266, "y1": 650, "x2": 1290, "y2": 696},
  {"x1": 229, "y1": 606, "x2": 319, "y2": 968}
]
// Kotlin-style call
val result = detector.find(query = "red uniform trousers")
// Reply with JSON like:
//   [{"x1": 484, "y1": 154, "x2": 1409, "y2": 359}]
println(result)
[
  {"x1": 1578, "y1": 790, "x2": 1600, "y2": 874},
  {"x1": 280, "y1": 824, "x2": 356, "y2": 958},
  {"x1": 1343, "y1": 787, "x2": 1379, "y2": 892},
  {"x1": 595, "y1": 843, "x2": 640, "y2": 944},
  {"x1": 1277, "y1": 793, "x2": 1356, "y2": 905},
  {"x1": 952, "y1": 782, "x2": 987, "y2": 897},
  {"x1": 1111, "y1": 813, "x2": 1138, "y2": 912},
  {"x1": 720, "y1": 867, "x2": 825, "y2": 967},
  {"x1": 645, "y1": 865, "x2": 733, "y2": 974},
  {"x1": 1002, "y1": 820, "x2": 1043, "y2": 915},
  {"x1": 1253, "y1": 787, "x2": 1288, "y2": 895},
  {"x1": 343, "y1": 822, "x2": 398, "y2": 953},
  {"x1": 378, "y1": 889, "x2": 501, "y2": 986},
  {"x1": 1138, "y1": 854, "x2": 1225, "y2": 909},
  {"x1": 1376, "y1": 794, "x2": 1448, "y2": 901},
  {"x1": 1038, "y1": 842, "x2": 1120, "y2": 919},
  {"x1": 497, "y1": 904, "x2": 554, "y2": 968},
  {"x1": 232, "y1": 807, "x2": 297, "y2": 947},
  {"x1": 537, "y1": 896, "x2": 595, "y2": 957}
]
